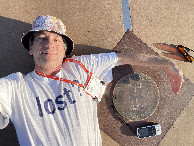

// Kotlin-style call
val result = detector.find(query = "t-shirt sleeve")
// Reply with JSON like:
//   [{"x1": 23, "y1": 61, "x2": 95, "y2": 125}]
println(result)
[
  {"x1": 0, "y1": 78, "x2": 12, "y2": 129},
  {"x1": 72, "y1": 52, "x2": 118, "y2": 84},
  {"x1": 0, "y1": 73, "x2": 21, "y2": 129}
]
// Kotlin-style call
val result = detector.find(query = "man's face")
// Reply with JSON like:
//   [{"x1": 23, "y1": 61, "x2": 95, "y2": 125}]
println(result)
[{"x1": 29, "y1": 31, "x2": 66, "y2": 69}]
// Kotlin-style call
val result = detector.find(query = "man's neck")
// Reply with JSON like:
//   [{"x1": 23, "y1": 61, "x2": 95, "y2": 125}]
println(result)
[{"x1": 35, "y1": 64, "x2": 62, "y2": 76}]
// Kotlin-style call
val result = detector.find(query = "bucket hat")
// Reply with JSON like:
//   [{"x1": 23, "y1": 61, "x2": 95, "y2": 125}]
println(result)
[{"x1": 21, "y1": 15, "x2": 74, "y2": 55}]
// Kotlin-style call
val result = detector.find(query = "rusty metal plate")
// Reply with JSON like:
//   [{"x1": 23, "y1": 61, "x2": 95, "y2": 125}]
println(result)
[{"x1": 113, "y1": 73, "x2": 160, "y2": 122}]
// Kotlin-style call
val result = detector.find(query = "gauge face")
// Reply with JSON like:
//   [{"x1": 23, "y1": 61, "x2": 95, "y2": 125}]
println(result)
[{"x1": 113, "y1": 73, "x2": 160, "y2": 121}]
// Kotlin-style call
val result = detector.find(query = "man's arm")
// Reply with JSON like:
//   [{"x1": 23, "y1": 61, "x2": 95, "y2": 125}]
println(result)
[
  {"x1": 116, "y1": 52, "x2": 184, "y2": 94},
  {"x1": 117, "y1": 52, "x2": 173, "y2": 67}
]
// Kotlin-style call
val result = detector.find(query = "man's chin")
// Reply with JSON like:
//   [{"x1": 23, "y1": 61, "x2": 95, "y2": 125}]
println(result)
[{"x1": 35, "y1": 56, "x2": 63, "y2": 66}]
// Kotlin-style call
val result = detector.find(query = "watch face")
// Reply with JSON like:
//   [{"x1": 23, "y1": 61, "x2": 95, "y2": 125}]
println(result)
[{"x1": 113, "y1": 73, "x2": 159, "y2": 122}]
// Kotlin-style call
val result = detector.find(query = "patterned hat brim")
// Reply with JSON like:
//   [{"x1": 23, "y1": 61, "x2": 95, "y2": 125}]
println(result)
[{"x1": 21, "y1": 30, "x2": 74, "y2": 56}]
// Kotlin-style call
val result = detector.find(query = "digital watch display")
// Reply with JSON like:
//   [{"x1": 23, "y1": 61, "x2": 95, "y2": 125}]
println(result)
[{"x1": 137, "y1": 125, "x2": 162, "y2": 138}]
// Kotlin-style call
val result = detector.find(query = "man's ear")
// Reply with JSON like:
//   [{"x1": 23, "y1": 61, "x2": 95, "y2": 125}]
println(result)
[
  {"x1": 29, "y1": 45, "x2": 33, "y2": 56},
  {"x1": 64, "y1": 48, "x2": 67, "y2": 58}
]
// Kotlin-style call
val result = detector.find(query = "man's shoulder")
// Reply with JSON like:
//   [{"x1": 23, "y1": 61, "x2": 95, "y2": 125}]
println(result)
[
  {"x1": 70, "y1": 52, "x2": 117, "y2": 62},
  {"x1": 2, "y1": 72, "x2": 25, "y2": 82}
]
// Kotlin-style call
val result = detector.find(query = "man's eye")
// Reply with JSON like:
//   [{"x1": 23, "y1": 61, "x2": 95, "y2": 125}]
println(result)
[
  {"x1": 38, "y1": 37, "x2": 46, "y2": 40},
  {"x1": 54, "y1": 39, "x2": 61, "y2": 42}
]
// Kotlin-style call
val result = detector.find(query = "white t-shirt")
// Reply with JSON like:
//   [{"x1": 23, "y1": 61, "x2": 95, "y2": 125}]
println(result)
[{"x1": 0, "y1": 52, "x2": 118, "y2": 146}]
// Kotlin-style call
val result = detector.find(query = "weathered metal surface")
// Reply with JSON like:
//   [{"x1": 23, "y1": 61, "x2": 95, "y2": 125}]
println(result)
[{"x1": 113, "y1": 73, "x2": 159, "y2": 121}]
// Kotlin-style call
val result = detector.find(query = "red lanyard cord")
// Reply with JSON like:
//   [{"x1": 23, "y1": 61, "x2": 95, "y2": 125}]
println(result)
[
  {"x1": 64, "y1": 59, "x2": 90, "y2": 74},
  {"x1": 35, "y1": 59, "x2": 93, "y2": 88}
]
